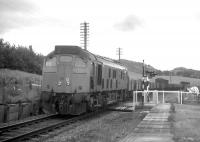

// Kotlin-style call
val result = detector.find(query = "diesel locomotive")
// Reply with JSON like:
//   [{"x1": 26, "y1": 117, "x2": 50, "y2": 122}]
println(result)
[
  {"x1": 41, "y1": 46, "x2": 131, "y2": 115},
  {"x1": 41, "y1": 45, "x2": 187, "y2": 115}
]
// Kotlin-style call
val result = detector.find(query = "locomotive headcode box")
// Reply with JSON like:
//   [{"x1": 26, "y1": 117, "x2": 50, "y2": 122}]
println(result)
[
  {"x1": 55, "y1": 46, "x2": 89, "y2": 59},
  {"x1": 55, "y1": 46, "x2": 80, "y2": 54}
]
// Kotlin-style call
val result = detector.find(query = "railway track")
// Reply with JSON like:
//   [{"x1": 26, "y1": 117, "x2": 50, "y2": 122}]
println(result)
[
  {"x1": 0, "y1": 109, "x2": 105, "y2": 142},
  {"x1": 0, "y1": 114, "x2": 60, "y2": 142}
]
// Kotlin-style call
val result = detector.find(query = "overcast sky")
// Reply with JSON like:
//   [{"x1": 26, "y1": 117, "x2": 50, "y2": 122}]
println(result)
[{"x1": 1, "y1": 0, "x2": 200, "y2": 71}]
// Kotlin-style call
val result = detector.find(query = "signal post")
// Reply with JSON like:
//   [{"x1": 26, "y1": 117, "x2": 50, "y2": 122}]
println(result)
[{"x1": 141, "y1": 60, "x2": 157, "y2": 105}]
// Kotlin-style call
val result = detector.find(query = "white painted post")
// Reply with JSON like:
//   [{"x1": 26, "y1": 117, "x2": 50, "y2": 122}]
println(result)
[
  {"x1": 133, "y1": 91, "x2": 135, "y2": 109},
  {"x1": 156, "y1": 91, "x2": 158, "y2": 104},
  {"x1": 162, "y1": 90, "x2": 165, "y2": 103},
  {"x1": 133, "y1": 91, "x2": 134, "y2": 108},
  {"x1": 153, "y1": 91, "x2": 158, "y2": 103},
  {"x1": 177, "y1": 91, "x2": 180, "y2": 104},
  {"x1": 136, "y1": 90, "x2": 138, "y2": 105},
  {"x1": 180, "y1": 91, "x2": 182, "y2": 104},
  {"x1": 144, "y1": 91, "x2": 146, "y2": 104}
]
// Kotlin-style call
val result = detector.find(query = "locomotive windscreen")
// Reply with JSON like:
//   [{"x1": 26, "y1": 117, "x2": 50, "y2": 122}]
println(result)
[{"x1": 46, "y1": 57, "x2": 56, "y2": 67}]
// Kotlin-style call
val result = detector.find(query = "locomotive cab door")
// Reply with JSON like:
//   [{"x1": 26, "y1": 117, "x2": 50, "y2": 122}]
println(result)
[
  {"x1": 90, "y1": 62, "x2": 96, "y2": 92},
  {"x1": 96, "y1": 63, "x2": 102, "y2": 91}
]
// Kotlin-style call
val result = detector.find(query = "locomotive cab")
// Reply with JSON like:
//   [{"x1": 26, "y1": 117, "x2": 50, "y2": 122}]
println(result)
[
  {"x1": 43, "y1": 55, "x2": 89, "y2": 93},
  {"x1": 41, "y1": 46, "x2": 93, "y2": 115}
]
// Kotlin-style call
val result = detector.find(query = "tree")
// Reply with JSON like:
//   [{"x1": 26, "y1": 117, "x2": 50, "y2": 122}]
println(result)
[{"x1": 0, "y1": 39, "x2": 44, "y2": 75}]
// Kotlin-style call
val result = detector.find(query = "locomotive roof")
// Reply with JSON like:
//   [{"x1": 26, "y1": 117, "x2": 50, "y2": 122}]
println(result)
[
  {"x1": 47, "y1": 45, "x2": 127, "y2": 70},
  {"x1": 95, "y1": 56, "x2": 127, "y2": 70},
  {"x1": 46, "y1": 45, "x2": 96, "y2": 60}
]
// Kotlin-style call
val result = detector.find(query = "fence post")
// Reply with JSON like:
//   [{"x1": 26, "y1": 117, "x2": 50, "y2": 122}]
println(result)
[
  {"x1": 180, "y1": 91, "x2": 182, "y2": 104},
  {"x1": 136, "y1": 90, "x2": 138, "y2": 105},
  {"x1": 156, "y1": 91, "x2": 158, "y2": 104},
  {"x1": 144, "y1": 91, "x2": 146, "y2": 104},
  {"x1": 177, "y1": 91, "x2": 180, "y2": 104},
  {"x1": 162, "y1": 90, "x2": 165, "y2": 103},
  {"x1": 133, "y1": 91, "x2": 135, "y2": 110}
]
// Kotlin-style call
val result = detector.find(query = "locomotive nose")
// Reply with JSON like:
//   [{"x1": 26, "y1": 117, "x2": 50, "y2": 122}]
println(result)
[{"x1": 57, "y1": 64, "x2": 72, "y2": 93}]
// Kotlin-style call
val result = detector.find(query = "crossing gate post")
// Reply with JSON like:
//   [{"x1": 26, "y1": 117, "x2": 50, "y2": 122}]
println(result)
[
  {"x1": 133, "y1": 91, "x2": 136, "y2": 110},
  {"x1": 180, "y1": 91, "x2": 182, "y2": 104},
  {"x1": 177, "y1": 91, "x2": 180, "y2": 104},
  {"x1": 133, "y1": 91, "x2": 134, "y2": 107},
  {"x1": 156, "y1": 91, "x2": 158, "y2": 104},
  {"x1": 136, "y1": 90, "x2": 138, "y2": 105},
  {"x1": 162, "y1": 91, "x2": 165, "y2": 103},
  {"x1": 143, "y1": 91, "x2": 146, "y2": 104}
]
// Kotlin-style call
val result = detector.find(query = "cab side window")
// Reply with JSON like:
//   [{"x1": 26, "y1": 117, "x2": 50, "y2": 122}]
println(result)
[
  {"x1": 75, "y1": 57, "x2": 86, "y2": 68},
  {"x1": 113, "y1": 70, "x2": 116, "y2": 79},
  {"x1": 97, "y1": 64, "x2": 102, "y2": 85},
  {"x1": 109, "y1": 68, "x2": 111, "y2": 78}
]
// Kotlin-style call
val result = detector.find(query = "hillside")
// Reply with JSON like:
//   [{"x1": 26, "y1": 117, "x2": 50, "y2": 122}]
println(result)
[
  {"x1": 152, "y1": 75, "x2": 200, "y2": 86},
  {"x1": 119, "y1": 59, "x2": 157, "y2": 74},
  {"x1": 119, "y1": 59, "x2": 158, "y2": 80},
  {"x1": 119, "y1": 59, "x2": 200, "y2": 86},
  {"x1": 172, "y1": 67, "x2": 200, "y2": 79},
  {"x1": 120, "y1": 59, "x2": 200, "y2": 79},
  {"x1": 158, "y1": 67, "x2": 200, "y2": 79}
]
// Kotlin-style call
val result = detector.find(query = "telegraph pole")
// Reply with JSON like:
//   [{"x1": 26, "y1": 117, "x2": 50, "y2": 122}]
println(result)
[
  {"x1": 116, "y1": 47, "x2": 122, "y2": 61},
  {"x1": 80, "y1": 22, "x2": 89, "y2": 50}
]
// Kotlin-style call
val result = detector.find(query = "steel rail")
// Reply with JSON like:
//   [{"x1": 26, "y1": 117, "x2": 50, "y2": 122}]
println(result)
[
  {"x1": 0, "y1": 114, "x2": 58, "y2": 133},
  {"x1": 0, "y1": 109, "x2": 105, "y2": 142}
]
